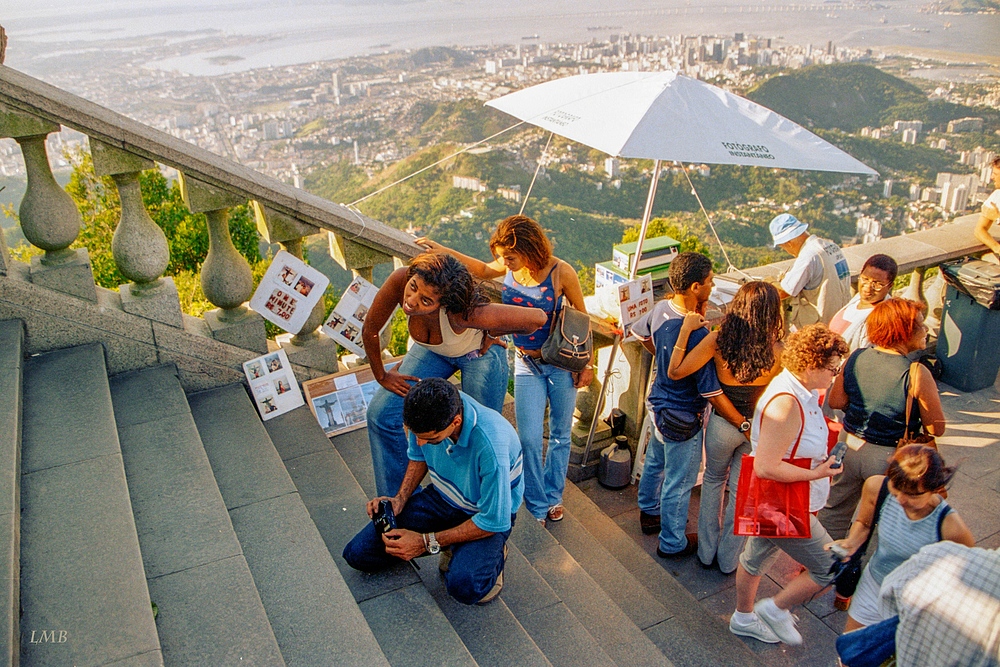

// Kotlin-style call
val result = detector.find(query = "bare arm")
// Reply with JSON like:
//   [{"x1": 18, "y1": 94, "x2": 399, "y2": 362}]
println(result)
[
  {"x1": 940, "y1": 511, "x2": 975, "y2": 547},
  {"x1": 366, "y1": 459, "x2": 428, "y2": 518},
  {"x1": 362, "y1": 268, "x2": 419, "y2": 396},
  {"x1": 668, "y1": 315, "x2": 715, "y2": 380},
  {"x1": 975, "y1": 215, "x2": 1000, "y2": 256},
  {"x1": 912, "y1": 364, "x2": 946, "y2": 437},
  {"x1": 830, "y1": 475, "x2": 884, "y2": 555},
  {"x1": 458, "y1": 303, "x2": 547, "y2": 335},
  {"x1": 827, "y1": 366, "x2": 849, "y2": 411},
  {"x1": 415, "y1": 237, "x2": 506, "y2": 280},
  {"x1": 708, "y1": 392, "x2": 750, "y2": 440},
  {"x1": 754, "y1": 394, "x2": 841, "y2": 482}
]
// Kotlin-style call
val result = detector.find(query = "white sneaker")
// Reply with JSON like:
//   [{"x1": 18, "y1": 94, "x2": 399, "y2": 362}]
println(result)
[
  {"x1": 729, "y1": 613, "x2": 780, "y2": 644},
  {"x1": 754, "y1": 598, "x2": 802, "y2": 646}
]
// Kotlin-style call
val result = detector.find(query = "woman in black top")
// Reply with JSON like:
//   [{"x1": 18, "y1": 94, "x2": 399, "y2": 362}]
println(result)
[{"x1": 820, "y1": 298, "x2": 946, "y2": 542}]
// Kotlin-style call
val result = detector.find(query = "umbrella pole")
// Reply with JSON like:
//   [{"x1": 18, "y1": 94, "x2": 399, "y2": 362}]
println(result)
[{"x1": 581, "y1": 159, "x2": 662, "y2": 470}]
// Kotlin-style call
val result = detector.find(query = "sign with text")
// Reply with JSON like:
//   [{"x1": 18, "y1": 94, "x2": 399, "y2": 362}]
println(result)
[
  {"x1": 618, "y1": 274, "x2": 654, "y2": 339},
  {"x1": 249, "y1": 250, "x2": 329, "y2": 334}
]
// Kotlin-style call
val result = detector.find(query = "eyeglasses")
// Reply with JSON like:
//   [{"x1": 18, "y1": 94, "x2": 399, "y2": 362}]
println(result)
[
  {"x1": 858, "y1": 275, "x2": 889, "y2": 291},
  {"x1": 825, "y1": 363, "x2": 843, "y2": 376}
]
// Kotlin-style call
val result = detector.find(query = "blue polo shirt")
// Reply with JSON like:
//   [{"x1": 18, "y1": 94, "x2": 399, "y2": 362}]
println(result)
[
  {"x1": 631, "y1": 300, "x2": 722, "y2": 413},
  {"x1": 407, "y1": 392, "x2": 524, "y2": 533}
]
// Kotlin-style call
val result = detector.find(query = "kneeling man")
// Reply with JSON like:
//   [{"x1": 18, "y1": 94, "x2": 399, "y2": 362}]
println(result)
[{"x1": 343, "y1": 377, "x2": 523, "y2": 605}]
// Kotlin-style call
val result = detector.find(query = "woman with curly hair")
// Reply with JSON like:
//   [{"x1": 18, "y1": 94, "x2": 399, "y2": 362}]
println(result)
[
  {"x1": 363, "y1": 252, "x2": 546, "y2": 497},
  {"x1": 819, "y1": 298, "x2": 946, "y2": 542},
  {"x1": 828, "y1": 445, "x2": 973, "y2": 632},
  {"x1": 418, "y1": 215, "x2": 594, "y2": 526},
  {"x1": 729, "y1": 324, "x2": 848, "y2": 646},
  {"x1": 668, "y1": 281, "x2": 784, "y2": 573}
]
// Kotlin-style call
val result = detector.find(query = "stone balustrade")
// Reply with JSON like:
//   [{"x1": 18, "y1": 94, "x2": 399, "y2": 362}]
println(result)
[{"x1": 0, "y1": 63, "x2": 619, "y2": 386}]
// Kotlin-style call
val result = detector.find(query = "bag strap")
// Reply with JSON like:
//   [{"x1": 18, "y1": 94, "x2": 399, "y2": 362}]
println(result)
[
  {"x1": 936, "y1": 503, "x2": 952, "y2": 542},
  {"x1": 854, "y1": 476, "x2": 891, "y2": 559},
  {"x1": 902, "y1": 362, "x2": 920, "y2": 440},
  {"x1": 759, "y1": 392, "x2": 806, "y2": 460},
  {"x1": 548, "y1": 260, "x2": 563, "y2": 310}
]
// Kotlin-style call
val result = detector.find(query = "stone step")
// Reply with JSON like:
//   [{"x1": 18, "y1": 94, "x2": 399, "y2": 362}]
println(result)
[
  {"x1": 0, "y1": 320, "x2": 24, "y2": 667},
  {"x1": 21, "y1": 343, "x2": 161, "y2": 666},
  {"x1": 108, "y1": 364, "x2": 283, "y2": 666},
  {"x1": 501, "y1": 540, "x2": 616, "y2": 667},
  {"x1": 329, "y1": 416, "x2": 621, "y2": 667},
  {"x1": 188, "y1": 383, "x2": 388, "y2": 667},
  {"x1": 511, "y1": 510, "x2": 673, "y2": 667},
  {"x1": 562, "y1": 482, "x2": 763, "y2": 667},
  {"x1": 263, "y1": 408, "x2": 474, "y2": 667}
]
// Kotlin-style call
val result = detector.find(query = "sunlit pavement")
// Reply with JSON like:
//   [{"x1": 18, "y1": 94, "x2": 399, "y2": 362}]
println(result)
[{"x1": 577, "y1": 382, "x2": 1000, "y2": 667}]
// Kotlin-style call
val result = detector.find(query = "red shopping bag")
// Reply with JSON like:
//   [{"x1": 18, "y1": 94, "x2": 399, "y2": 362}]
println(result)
[{"x1": 734, "y1": 395, "x2": 813, "y2": 539}]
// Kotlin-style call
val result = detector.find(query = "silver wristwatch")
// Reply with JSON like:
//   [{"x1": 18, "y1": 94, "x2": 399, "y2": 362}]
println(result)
[{"x1": 426, "y1": 532, "x2": 441, "y2": 554}]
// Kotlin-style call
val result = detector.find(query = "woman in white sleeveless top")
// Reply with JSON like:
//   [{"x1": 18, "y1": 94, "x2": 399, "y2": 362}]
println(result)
[{"x1": 730, "y1": 325, "x2": 849, "y2": 647}]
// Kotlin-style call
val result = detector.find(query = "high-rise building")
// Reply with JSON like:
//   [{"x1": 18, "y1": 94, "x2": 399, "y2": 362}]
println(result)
[
  {"x1": 902, "y1": 129, "x2": 917, "y2": 145},
  {"x1": 883, "y1": 179, "x2": 894, "y2": 198}
]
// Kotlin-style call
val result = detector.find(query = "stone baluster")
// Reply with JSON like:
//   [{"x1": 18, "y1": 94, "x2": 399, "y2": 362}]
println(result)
[
  {"x1": 179, "y1": 173, "x2": 266, "y2": 353},
  {"x1": 252, "y1": 201, "x2": 340, "y2": 372},
  {"x1": 901, "y1": 267, "x2": 927, "y2": 307},
  {"x1": 90, "y1": 140, "x2": 184, "y2": 327},
  {"x1": 330, "y1": 231, "x2": 394, "y2": 364},
  {"x1": 0, "y1": 102, "x2": 97, "y2": 301}
]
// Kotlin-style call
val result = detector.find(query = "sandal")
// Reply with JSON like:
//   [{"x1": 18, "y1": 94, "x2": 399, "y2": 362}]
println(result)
[{"x1": 547, "y1": 505, "x2": 565, "y2": 522}]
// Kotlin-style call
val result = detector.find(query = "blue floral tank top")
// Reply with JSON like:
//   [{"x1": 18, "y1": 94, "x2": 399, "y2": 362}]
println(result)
[{"x1": 502, "y1": 267, "x2": 557, "y2": 350}]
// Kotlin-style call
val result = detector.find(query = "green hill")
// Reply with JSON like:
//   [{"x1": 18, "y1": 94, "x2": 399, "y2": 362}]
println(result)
[{"x1": 746, "y1": 64, "x2": 926, "y2": 131}]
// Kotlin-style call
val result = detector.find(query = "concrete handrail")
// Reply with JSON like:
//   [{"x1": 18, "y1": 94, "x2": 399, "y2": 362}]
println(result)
[{"x1": 0, "y1": 65, "x2": 423, "y2": 263}]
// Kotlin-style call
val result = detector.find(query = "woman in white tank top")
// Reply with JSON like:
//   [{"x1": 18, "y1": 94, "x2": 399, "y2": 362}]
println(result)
[{"x1": 363, "y1": 253, "x2": 546, "y2": 498}]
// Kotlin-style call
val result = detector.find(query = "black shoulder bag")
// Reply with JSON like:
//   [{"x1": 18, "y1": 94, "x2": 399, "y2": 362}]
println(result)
[{"x1": 832, "y1": 477, "x2": 890, "y2": 598}]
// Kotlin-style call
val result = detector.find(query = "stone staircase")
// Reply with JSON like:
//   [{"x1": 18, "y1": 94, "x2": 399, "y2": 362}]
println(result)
[{"x1": 2, "y1": 319, "x2": 761, "y2": 666}]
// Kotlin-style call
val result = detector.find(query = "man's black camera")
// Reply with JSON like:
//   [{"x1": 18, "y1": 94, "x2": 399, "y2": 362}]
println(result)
[{"x1": 372, "y1": 499, "x2": 397, "y2": 535}]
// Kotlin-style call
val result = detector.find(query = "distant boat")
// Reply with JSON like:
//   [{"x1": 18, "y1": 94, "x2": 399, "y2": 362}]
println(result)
[
  {"x1": 522, "y1": 34, "x2": 540, "y2": 40},
  {"x1": 587, "y1": 26, "x2": 622, "y2": 31},
  {"x1": 912, "y1": 27, "x2": 930, "y2": 33}
]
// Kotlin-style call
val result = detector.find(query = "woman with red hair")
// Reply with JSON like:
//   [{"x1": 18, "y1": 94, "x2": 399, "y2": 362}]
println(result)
[{"x1": 820, "y1": 298, "x2": 946, "y2": 545}]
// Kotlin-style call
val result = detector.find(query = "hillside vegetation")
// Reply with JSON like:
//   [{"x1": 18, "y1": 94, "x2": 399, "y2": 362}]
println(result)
[{"x1": 746, "y1": 63, "x2": 997, "y2": 132}]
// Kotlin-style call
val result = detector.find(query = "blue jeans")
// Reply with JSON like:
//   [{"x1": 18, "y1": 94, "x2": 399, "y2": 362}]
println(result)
[
  {"x1": 514, "y1": 356, "x2": 577, "y2": 520},
  {"x1": 367, "y1": 342, "x2": 509, "y2": 497},
  {"x1": 636, "y1": 417, "x2": 704, "y2": 553},
  {"x1": 697, "y1": 411, "x2": 749, "y2": 573},
  {"x1": 342, "y1": 486, "x2": 512, "y2": 605}
]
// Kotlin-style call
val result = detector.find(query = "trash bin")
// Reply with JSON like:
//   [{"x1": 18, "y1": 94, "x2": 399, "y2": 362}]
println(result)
[{"x1": 938, "y1": 260, "x2": 1000, "y2": 392}]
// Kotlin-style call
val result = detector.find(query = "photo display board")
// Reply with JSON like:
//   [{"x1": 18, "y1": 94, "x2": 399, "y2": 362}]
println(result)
[
  {"x1": 322, "y1": 275, "x2": 391, "y2": 357},
  {"x1": 243, "y1": 349, "x2": 305, "y2": 420},
  {"x1": 250, "y1": 250, "x2": 330, "y2": 334},
  {"x1": 302, "y1": 358, "x2": 402, "y2": 437}
]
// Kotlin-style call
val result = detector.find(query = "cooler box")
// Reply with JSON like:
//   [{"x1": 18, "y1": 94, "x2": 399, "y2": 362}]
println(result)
[{"x1": 939, "y1": 283, "x2": 1000, "y2": 392}]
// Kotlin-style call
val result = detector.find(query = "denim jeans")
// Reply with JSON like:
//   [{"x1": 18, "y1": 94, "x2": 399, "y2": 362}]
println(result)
[
  {"x1": 367, "y1": 342, "x2": 509, "y2": 497},
  {"x1": 513, "y1": 356, "x2": 577, "y2": 520},
  {"x1": 636, "y1": 416, "x2": 704, "y2": 553},
  {"x1": 342, "y1": 486, "x2": 512, "y2": 605},
  {"x1": 697, "y1": 411, "x2": 750, "y2": 573}
]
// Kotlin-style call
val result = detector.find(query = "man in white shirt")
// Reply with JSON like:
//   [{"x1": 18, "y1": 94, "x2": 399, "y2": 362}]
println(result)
[
  {"x1": 974, "y1": 156, "x2": 1000, "y2": 264},
  {"x1": 827, "y1": 254, "x2": 897, "y2": 352},
  {"x1": 770, "y1": 213, "x2": 851, "y2": 331}
]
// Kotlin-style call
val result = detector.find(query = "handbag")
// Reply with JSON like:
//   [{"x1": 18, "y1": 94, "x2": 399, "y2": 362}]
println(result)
[
  {"x1": 897, "y1": 362, "x2": 937, "y2": 450},
  {"x1": 654, "y1": 408, "x2": 704, "y2": 442},
  {"x1": 835, "y1": 615, "x2": 898, "y2": 667},
  {"x1": 540, "y1": 260, "x2": 593, "y2": 372},
  {"x1": 734, "y1": 394, "x2": 813, "y2": 539},
  {"x1": 832, "y1": 478, "x2": 891, "y2": 598}
]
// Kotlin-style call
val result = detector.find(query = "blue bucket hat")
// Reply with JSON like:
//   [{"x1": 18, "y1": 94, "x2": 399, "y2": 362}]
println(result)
[{"x1": 769, "y1": 213, "x2": 808, "y2": 247}]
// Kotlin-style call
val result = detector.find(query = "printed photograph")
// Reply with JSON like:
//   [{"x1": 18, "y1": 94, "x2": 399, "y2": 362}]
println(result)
[
  {"x1": 312, "y1": 394, "x2": 346, "y2": 432},
  {"x1": 259, "y1": 395, "x2": 278, "y2": 414},
  {"x1": 264, "y1": 353, "x2": 283, "y2": 373},
  {"x1": 274, "y1": 377, "x2": 292, "y2": 395},
  {"x1": 279, "y1": 265, "x2": 297, "y2": 286},
  {"x1": 353, "y1": 304, "x2": 369, "y2": 322},
  {"x1": 294, "y1": 275, "x2": 315, "y2": 297},
  {"x1": 246, "y1": 361, "x2": 264, "y2": 379},
  {"x1": 337, "y1": 386, "x2": 368, "y2": 426}
]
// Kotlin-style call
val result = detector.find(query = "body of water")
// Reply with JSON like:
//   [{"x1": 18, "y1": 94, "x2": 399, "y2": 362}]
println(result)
[{"x1": 6, "y1": 0, "x2": 1000, "y2": 76}]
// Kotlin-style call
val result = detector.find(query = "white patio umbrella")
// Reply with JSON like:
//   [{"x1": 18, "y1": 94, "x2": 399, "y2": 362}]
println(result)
[
  {"x1": 486, "y1": 70, "x2": 876, "y2": 277},
  {"x1": 486, "y1": 70, "x2": 877, "y2": 458}
]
